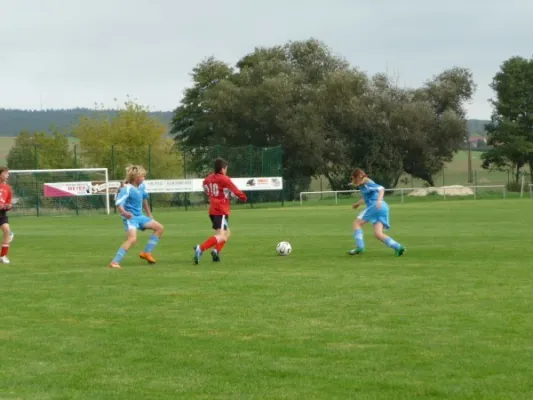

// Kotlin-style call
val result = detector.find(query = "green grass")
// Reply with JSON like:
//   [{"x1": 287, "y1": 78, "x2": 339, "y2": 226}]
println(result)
[{"x1": 2, "y1": 200, "x2": 533, "y2": 399}]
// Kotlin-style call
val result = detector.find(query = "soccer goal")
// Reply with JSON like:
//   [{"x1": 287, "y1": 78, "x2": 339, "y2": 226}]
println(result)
[{"x1": 8, "y1": 168, "x2": 112, "y2": 216}]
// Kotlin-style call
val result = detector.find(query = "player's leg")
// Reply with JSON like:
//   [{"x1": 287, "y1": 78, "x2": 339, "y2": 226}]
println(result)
[
  {"x1": 212, "y1": 216, "x2": 230, "y2": 262},
  {"x1": 109, "y1": 228, "x2": 138, "y2": 269},
  {"x1": 139, "y1": 218, "x2": 164, "y2": 264},
  {"x1": 1, "y1": 220, "x2": 11, "y2": 264},
  {"x1": 373, "y1": 222, "x2": 405, "y2": 256},
  {"x1": 194, "y1": 215, "x2": 226, "y2": 264},
  {"x1": 348, "y1": 214, "x2": 367, "y2": 255}
]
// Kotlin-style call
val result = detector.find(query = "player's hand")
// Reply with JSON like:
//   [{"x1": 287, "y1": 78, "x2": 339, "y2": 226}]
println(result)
[
  {"x1": 3, "y1": 204, "x2": 11, "y2": 210},
  {"x1": 376, "y1": 200, "x2": 382, "y2": 210},
  {"x1": 122, "y1": 211, "x2": 133, "y2": 220},
  {"x1": 352, "y1": 203, "x2": 360, "y2": 209}
]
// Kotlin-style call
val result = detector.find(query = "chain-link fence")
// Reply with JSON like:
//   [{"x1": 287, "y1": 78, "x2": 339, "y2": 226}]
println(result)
[{"x1": 7, "y1": 144, "x2": 287, "y2": 216}]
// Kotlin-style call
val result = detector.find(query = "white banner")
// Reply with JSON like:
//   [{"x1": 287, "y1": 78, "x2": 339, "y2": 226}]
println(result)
[{"x1": 44, "y1": 177, "x2": 283, "y2": 197}]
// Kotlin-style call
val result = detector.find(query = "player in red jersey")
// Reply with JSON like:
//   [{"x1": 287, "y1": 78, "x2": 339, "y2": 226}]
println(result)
[
  {"x1": 0, "y1": 167, "x2": 14, "y2": 264},
  {"x1": 194, "y1": 158, "x2": 247, "y2": 264}
]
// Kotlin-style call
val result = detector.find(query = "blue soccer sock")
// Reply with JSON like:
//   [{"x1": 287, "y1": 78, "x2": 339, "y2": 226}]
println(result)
[
  {"x1": 384, "y1": 236, "x2": 401, "y2": 250},
  {"x1": 112, "y1": 248, "x2": 127, "y2": 264},
  {"x1": 144, "y1": 234, "x2": 160, "y2": 253},
  {"x1": 353, "y1": 228, "x2": 365, "y2": 249}
]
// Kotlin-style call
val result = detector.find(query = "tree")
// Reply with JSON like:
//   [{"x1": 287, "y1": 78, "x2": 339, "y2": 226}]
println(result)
[
  {"x1": 482, "y1": 56, "x2": 533, "y2": 179},
  {"x1": 73, "y1": 100, "x2": 182, "y2": 180},
  {"x1": 7, "y1": 130, "x2": 75, "y2": 169},
  {"x1": 171, "y1": 38, "x2": 475, "y2": 192}
]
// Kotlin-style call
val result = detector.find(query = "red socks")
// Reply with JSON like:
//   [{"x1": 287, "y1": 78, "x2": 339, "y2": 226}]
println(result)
[
  {"x1": 200, "y1": 236, "x2": 228, "y2": 253},
  {"x1": 1, "y1": 245, "x2": 8, "y2": 257},
  {"x1": 200, "y1": 236, "x2": 218, "y2": 252},
  {"x1": 215, "y1": 240, "x2": 226, "y2": 253}
]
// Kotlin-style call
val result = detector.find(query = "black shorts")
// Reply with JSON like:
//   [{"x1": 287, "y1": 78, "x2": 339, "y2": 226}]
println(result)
[
  {"x1": 0, "y1": 216, "x2": 8, "y2": 226},
  {"x1": 210, "y1": 214, "x2": 229, "y2": 231}
]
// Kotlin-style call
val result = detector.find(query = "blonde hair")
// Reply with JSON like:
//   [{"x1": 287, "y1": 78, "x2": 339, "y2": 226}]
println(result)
[{"x1": 124, "y1": 165, "x2": 146, "y2": 184}]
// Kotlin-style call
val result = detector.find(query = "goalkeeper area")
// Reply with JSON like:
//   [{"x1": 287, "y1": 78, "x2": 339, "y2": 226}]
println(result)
[{"x1": 2, "y1": 199, "x2": 533, "y2": 399}]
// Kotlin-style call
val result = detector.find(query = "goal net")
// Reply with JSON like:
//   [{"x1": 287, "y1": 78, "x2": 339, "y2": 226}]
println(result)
[{"x1": 8, "y1": 168, "x2": 112, "y2": 216}]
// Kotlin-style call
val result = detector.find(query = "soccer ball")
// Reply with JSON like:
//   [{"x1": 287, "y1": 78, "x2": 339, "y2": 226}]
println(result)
[{"x1": 276, "y1": 241, "x2": 292, "y2": 256}]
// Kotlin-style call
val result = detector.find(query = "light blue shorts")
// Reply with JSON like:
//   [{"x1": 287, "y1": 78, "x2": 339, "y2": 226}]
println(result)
[
  {"x1": 121, "y1": 215, "x2": 152, "y2": 231},
  {"x1": 357, "y1": 202, "x2": 391, "y2": 229}
]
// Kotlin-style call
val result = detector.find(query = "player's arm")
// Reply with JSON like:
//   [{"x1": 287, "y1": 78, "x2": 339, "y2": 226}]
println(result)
[
  {"x1": 377, "y1": 186, "x2": 385, "y2": 204},
  {"x1": 3, "y1": 186, "x2": 12, "y2": 210},
  {"x1": 352, "y1": 198, "x2": 364, "y2": 209},
  {"x1": 143, "y1": 199, "x2": 152, "y2": 217},
  {"x1": 140, "y1": 184, "x2": 152, "y2": 217},
  {"x1": 115, "y1": 187, "x2": 132, "y2": 219},
  {"x1": 225, "y1": 177, "x2": 247, "y2": 202}
]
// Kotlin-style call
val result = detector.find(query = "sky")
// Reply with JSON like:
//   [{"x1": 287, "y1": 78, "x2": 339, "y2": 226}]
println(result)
[{"x1": 1, "y1": 0, "x2": 532, "y2": 120}]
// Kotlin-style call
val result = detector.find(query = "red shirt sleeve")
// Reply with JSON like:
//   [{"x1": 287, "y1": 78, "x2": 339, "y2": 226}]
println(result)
[{"x1": 224, "y1": 176, "x2": 247, "y2": 202}]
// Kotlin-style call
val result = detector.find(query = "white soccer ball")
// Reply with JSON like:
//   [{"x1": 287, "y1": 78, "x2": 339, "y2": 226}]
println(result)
[{"x1": 276, "y1": 241, "x2": 292, "y2": 256}]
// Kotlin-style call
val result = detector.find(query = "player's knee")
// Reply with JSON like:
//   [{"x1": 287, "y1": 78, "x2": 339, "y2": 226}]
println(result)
[
  {"x1": 156, "y1": 223, "x2": 164, "y2": 236},
  {"x1": 374, "y1": 231, "x2": 386, "y2": 241}
]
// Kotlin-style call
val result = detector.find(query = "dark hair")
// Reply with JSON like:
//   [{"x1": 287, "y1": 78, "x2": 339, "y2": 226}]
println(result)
[
  {"x1": 0, "y1": 167, "x2": 8, "y2": 174},
  {"x1": 214, "y1": 158, "x2": 228, "y2": 173}
]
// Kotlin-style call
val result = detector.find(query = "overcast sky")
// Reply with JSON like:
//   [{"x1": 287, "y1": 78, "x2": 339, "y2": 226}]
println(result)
[{"x1": 1, "y1": 0, "x2": 531, "y2": 119}]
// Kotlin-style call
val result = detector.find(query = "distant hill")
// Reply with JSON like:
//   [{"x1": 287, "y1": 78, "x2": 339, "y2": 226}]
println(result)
[
  {"x1": 0, "y1": 108, "x2": 489, "y2": 137},
  {"x1": 0, "y1": 108, "x2": 173, "y2": 136}
]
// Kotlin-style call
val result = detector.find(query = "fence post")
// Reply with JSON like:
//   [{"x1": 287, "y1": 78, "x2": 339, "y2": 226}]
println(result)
[
  {"x1": 148, "y1": 144, "x2": 153, "y2": 212},
  {"x1": 74, "y1": 145, "x2": 79, "y2": 216},
  {"x1": 249, "y1": 144, "x2": 254, "y2": 208},
  {"x1": 111, "y1": 145, "x2": 116, "y2": 180},
  {"x1": 34, "y1": 145, "x2": 40, "y2": 216},
  {"x1": 34, "y1": 145, "x2": 38, "y2": 169},
  {"x1": 183, "y1": 150, "x2": 189, "y2": 211}
]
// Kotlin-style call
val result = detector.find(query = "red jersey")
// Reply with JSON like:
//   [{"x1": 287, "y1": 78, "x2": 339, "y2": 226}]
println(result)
[
  {"x1": 203, "y1": 173, "x2": 247, "y2": 215},
  {"x1": 0, "y1": 183, "x2": 12, "y2": 212}
]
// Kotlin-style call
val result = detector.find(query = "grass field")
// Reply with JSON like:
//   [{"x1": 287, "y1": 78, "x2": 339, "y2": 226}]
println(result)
[{"x1": 2, "y1": 200, "x2": 533, "y2": 399}]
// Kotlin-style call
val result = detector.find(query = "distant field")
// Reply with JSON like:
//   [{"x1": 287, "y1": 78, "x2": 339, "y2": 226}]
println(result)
[
  {"x1": 0, "y1": 137, "x2": 510, "y2": 188},
  {"x1": 310, "y1": 150, "x2": 512, "y2": 192}
]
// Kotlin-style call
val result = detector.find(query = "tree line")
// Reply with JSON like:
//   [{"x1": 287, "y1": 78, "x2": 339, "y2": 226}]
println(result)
[{"x1": 4, "y1": 38, "x2": 531, "y2": 192}]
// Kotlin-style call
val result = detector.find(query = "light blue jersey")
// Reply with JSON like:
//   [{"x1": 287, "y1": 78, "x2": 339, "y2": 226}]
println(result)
[
  {"x1": 357, "y1": 179, "x2": 390, "y2": 229},
  {"x1": 359, "y1": 179, "x2": 385, "y2": 208},
  {"x1": 115, "y1": 183, "x2": 151, "y2": 231}
]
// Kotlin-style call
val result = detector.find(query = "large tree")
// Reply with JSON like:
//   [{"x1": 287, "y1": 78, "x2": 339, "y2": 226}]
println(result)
[
  {"x1": 171, "y1": 38, "x2": 475, "y2": 193},
  {"x1": 482, "y1": 56, "x2": 533, "y2": 181},
  {"x1": 7, "y1": 130, "x2": 75, "y2": 170},
  {"x1": 73, "y1": 100, "x2": 182, "y2": 180}
]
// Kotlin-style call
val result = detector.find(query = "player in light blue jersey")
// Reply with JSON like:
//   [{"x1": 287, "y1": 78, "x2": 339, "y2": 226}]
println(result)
[
  {"x1": 348, "y1": 168, "x2": 405, "y2": 256},
  {"x1": 108, "y1": 165, "x2": 164, "y2": 269}
]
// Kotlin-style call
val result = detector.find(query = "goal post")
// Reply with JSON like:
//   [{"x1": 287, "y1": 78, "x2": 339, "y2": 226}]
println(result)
[{"x1": 8, "y1": 168, "x2": 111, "y2": 216}]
